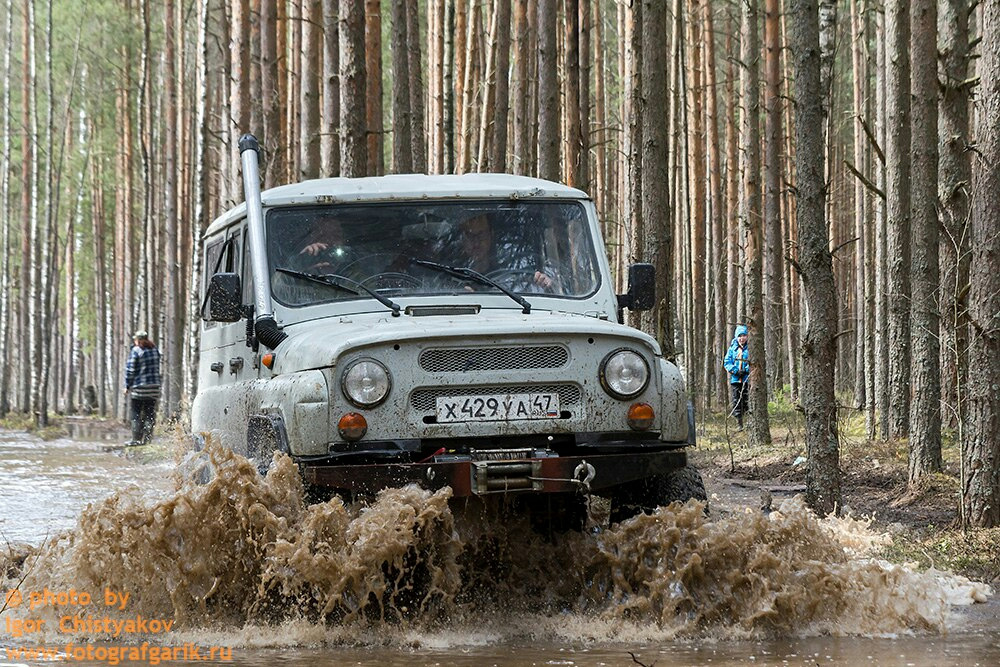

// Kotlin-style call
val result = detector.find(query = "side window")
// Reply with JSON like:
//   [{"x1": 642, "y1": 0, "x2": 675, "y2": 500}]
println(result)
[
  {"x1": 202, "y1": 226, "x2": 244, "y2": 328},
  {"x1": 203, "y1": 238, "x2": 226, "y2": 330}
]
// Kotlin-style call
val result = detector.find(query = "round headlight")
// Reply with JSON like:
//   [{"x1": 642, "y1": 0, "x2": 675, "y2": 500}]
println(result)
[
  {"x1": 341, "y1": 359, "x2": 391, "y2": 408},
  {"x1": 599, "y1": 349, "x2": 650, "y2": 399}
]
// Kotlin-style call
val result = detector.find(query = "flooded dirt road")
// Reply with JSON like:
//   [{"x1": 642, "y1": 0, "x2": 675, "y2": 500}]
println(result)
[
  {"x1": 0, "y1": 429, "x2": 174, "y2": 544},
  {"x1": 1, "y1": 429, "x2": 996, "y2": 666}
]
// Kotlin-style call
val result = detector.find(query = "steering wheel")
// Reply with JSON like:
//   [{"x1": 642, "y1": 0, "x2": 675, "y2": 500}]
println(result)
[{"x1": 361, "y1": 272, "x2": 423, "y2": 290}]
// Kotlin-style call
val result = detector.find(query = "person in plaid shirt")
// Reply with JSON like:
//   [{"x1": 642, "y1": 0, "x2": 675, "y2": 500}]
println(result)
[{"x1": 124, "y1": 330, "x2": 162, "y2": 445}]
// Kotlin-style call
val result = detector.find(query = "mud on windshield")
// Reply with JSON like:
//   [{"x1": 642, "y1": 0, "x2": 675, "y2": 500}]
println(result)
[{"x1": 267, "y1": 200, "x2": 601, "y2": 307}]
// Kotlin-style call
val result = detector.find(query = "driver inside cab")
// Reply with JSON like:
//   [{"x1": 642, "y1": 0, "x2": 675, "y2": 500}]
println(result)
[
  {"x1": 458, "y1": 214, "x2": 556, "y2": 291},
  {"x1": 293, "y1": 214, "x2": 355, "y2": 274}
]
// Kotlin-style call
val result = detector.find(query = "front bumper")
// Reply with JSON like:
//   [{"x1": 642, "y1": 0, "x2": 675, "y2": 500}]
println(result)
[{"x1": 302, "y1": 448, "x2": 688, "y2": 497}]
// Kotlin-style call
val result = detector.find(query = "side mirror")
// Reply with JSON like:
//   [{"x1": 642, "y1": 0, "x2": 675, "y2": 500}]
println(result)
[
  {"x1": 617, "y1": 263, "x2": 656, "y2": 312},
  {"x1": 207, "y1": 273, "x2": 243, "y2": 322}
]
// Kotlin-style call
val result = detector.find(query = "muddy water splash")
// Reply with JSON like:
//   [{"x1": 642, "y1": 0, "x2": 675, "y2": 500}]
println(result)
[{"x1": 1, "y1": 438, "x2": 989, "y2": 646}]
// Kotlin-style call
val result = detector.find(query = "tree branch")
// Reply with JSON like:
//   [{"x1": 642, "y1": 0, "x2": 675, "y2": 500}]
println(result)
[
  {"x1": 831, "y1": 236, "x2": 860, "y2": 256},
  {"x1": 857, "y1": 114, "x2": 885, "y2": 165},
  {"x1": 843, "y1": 159, "x2": 885, "y2": 200}
]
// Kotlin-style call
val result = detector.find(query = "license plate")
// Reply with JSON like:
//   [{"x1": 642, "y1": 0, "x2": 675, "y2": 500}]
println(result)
[{"x1": 436, "y1": 393, "x2": 561, "y2": 423}]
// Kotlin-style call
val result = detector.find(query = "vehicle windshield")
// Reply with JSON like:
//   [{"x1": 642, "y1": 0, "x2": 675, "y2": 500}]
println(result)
[{"x1": 267, "y1": 200, "x2": 600, "y2": 307}]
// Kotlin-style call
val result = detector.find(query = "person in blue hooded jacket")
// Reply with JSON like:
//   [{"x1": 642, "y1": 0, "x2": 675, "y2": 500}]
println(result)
[{"x1": 723, "y1": 324, "x2": 750, "y2": 429}]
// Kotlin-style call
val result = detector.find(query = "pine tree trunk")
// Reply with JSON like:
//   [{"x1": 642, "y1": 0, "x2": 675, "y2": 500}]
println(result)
[
  {"x1": 163, "y1": 0, "x2": 180, "y2": 418},
  {"x1": 642, "y1": 0, "x2": 671, "y2": 357},
  {"x1": 703, "y1": 0, "x2": 726, "y2": 410},
  {"x1": 390, "y1": 0, "x2": 413, "y2": 172},
  {"x1": 763, "y1": 0, "x2": 784, "y2": 397},
  {"x1": 563, "y1": 0, "x2": 582, "y2": 187},
  {"x1": 536, "y1": 0, "x2": 559, "y2": 181},
  {"x1": 91, "y1": 151, "x2": 108, "y2": 415},
  {"x1": 791, "y1": 0, "x2": 840, "y2": 517},
  {"x1": 321, "y1": 0, "x2": 340, "y2": 176},
  {"x1": 963, "y1": 0, "x2": 1000, "y2": 528},
  {"x1": 686, "y1": 1, "x2": 705, "y2": 397},
  {"x1": 938, "y1": 0, "x2": 970, "y2": 433},
  {"x1": 0, "y1": 0, "x2": 12, "y2": 415},
  {"x1": 725, "y1": 23, "x2": 739, "y2": 368},
  {"x1": 365, "y1": 0, "x2": 383, "y2": 175},
  {"x1": 907, "y1": 0, "x2": 941, "y2": 481},
  {"x1": 874, "y1": 5, "x2": 889, "y2": 439},
  {"x1": 261, "y1": 0, "x2": 284, "y2": 184},
  {"x1": 340, "y1": 0, "x2": 368, "y2": 176},
  {"x1": 577, "y1": 0, "x2": 590, "y2": 191},
  {"x1": 405, "y1": 0, "x2": 426, "y2": 172},
  {"x1": 885, "y1": 0, "x2": 911, "y2": 439},
  {"x1": 489, "y1": 0, "x2": 511, "y2": 172},
  {"x1": 300, "y1": 0, "x2": 322, "y2": 178},
  {"x1": 741, "y1": 0, "x2": 771, "y2": 445},
  {"x1": 19, "y1": 0, "x2": 33, "y2": 414},
  {"x1": 188, "y1": 0, "x2": 214, "y2": 403}
]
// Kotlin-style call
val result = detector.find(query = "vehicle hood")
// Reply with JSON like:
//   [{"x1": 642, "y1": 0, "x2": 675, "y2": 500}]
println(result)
[{"x1": 268, "y1": 309, "x2": 661, "y2": 374}]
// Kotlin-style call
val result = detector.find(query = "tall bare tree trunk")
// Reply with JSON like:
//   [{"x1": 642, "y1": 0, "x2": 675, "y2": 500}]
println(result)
[
  {"x1": 0, "y1": 0, "x2": 12, "y2": 415},
  {"x1": 19, "y1": 0, "x2": 34, "y2": 414},
  {"x1": 763, "y1": 0, "x2": 784, "y2": 396},
  {"x1": 365, "y1": 0, "x2": 383, "y2": 175},
  {"x1": 340, "y1": 0, "x2": 368, "y2": 176},
  {"x1": 792, "y1": 0, "x2": 840, "y2": 517},
  {"x1": 405, "y1": 0, "x2": 425, "y2": 172},
  {"x1": 301, "y1": 0, "x2": 322, "y2": 178},
  {"x1": 686, "y1": 1, "x2": 705, "y2": 398},
  {"x1": 622, "y1": 0, "x2": 642, "y2": 292},
  {"x1": 511, "y1": 0, "x2": 532, "y2": 176},
  {"x1": 261, "y1": 0, "x2": 284, "y2": 185},
  {"x1": 885, "y1": 0, "x2": 911, "y2": 439},
  {"x1": 536, "y1": 0, "x2": 559, "y2": 181},
  {"x1": 489, "y1": 0, "x2": 511, "y2": 172},
  {"x1": 642, "y1": 0, "x2": 671, "y2": 357},
  {"x1": 577, "y1": 0, "x2": 590, "y2": 191},
  {"x1": 938, "y1": 0, "x2": 970, "y2": 435},
  {"x1": 91, "y1": 145, "x2": 108, "y2": 415},
  {"x1": 703, "y1": 1, "x2": 726, "y2": 409},
  {"x1": 874, "y1": 4, "x2": 889, "y2": 439},
  {"x1": 907, "y1": 0, "x2": 941, "y2": 481},
  {"x1": 741, "y1": 0, "x2": 771, "y2": 445},
  {"x1": 963, "y1": 0, "x2": 1000, "y2": 528},
  {"x1": 563, "y1": 0, "x2": 582, "y2": 186},
  {"x1": 322, "y1": 0, "x2": 341, "y2": 176},
  {"x1": 390, "y1": 0, "x2": 412, "y2": 172},
  {"x1": 163, "y1": 0, "x2": 181, "y2": 418}
]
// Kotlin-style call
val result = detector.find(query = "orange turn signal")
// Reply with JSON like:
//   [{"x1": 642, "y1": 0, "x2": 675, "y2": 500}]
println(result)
[
  {"x1": 338, "y1": 412, "x2": 368, "y2": 441},
  {"x1": 627, "y1": 402, "x2": 655, "y2": 431},
  {"x1": 261, "y1": 352, "x2": 275, "y2": 369}
]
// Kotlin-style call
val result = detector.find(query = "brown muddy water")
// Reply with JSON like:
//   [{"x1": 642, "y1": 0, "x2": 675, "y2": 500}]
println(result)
[{"x1": 0, "y1": 429, "x2": 997, "y2": 666}]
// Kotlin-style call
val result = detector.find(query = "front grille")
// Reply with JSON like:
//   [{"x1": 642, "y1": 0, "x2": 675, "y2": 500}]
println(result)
[
  {"x1": 418, "y1": 345, "x2": 568, "y2": 373},
  {"x1": 411, "y1": 383, "x2": 582, "y2": 411}
]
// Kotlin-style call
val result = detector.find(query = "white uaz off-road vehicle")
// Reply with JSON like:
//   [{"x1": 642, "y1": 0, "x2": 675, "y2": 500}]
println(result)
[{"x1": 192, "y1": 135, "x2": 704, "y2": 525}]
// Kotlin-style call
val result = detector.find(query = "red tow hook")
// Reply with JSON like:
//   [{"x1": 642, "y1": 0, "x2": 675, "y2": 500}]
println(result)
[{"x1": 416, "y1": 447, "x2": 446, "y2": 464}]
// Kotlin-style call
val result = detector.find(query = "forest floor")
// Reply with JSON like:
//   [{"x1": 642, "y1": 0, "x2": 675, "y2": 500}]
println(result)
[{"x1": 694, "y1": 397, "x2": 1000, "y2": 585}]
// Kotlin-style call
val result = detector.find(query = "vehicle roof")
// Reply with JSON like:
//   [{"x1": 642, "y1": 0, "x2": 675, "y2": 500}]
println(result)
[{"x1": 204, "y1": 173, "x2": 590, "y2": 237}]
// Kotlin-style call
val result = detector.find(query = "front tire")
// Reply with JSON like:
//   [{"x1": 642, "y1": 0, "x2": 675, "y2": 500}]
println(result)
[{"x1": 608, "y1": 465, "x2": 707, "y2": 524}]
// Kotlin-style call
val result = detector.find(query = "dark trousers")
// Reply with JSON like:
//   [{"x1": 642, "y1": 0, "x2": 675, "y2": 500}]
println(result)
[
  {"x1": 130, "y1": 397, "x2": 157, "y2": 445},
  {"x1": 730, "y1": 382, "x2": 749, "y2": 425}
]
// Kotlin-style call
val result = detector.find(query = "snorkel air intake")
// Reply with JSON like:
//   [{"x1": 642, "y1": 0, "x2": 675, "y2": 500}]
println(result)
[{"x1": 239, "y1": 134, "x2": 287, "y2": 349}]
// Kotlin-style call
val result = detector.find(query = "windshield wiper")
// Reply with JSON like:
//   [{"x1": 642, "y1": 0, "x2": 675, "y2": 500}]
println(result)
[
  {"x1": 275, "y1": 267, "x2": 402, "y2": 317},
  {"x1": 410, "y1": 259, "x2": 531, "y2": 314}
]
